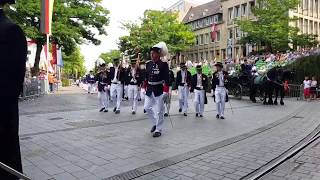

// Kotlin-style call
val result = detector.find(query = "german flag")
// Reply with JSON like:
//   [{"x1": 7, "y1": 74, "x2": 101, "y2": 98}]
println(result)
[{"x1": 40, "y1": 0, "x2": 54, "y2": 34}]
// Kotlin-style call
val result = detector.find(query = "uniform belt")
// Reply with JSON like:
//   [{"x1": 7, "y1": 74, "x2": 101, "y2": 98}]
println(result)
[
  {"x1": 148, "y1": 81, "x2": 163, "y2": 85},
  {"x1": 112, "y1": 82, "x2": 120, "y2": 84},
  {"x1": 195, "y1": 87, "x2": 204, "y2": 90},
  {"x1": 179, "y1": 83, "x2": 187, "y2": 86},
  {"x1": 216, "y1": 85, "x2": 225, "y2": 87},
  {"x1": 129, "y1": 83, "x2": 138, "y2": 85}
]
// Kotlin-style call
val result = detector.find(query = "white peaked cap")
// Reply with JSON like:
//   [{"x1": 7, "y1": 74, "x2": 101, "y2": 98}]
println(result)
[
  {"x1": 152, "y1": 42, "x2": 169, "y2": 57},
  {"x1": 96, "y1": 58, "x2": 105, "y2": 66}
]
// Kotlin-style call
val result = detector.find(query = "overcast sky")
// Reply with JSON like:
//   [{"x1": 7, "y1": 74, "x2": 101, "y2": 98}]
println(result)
[{"x1": 80, "y1": 0, "x2": 211, "y2": 70}]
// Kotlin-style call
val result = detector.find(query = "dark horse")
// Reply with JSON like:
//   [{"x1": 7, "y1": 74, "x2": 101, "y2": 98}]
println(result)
[{"x1": 250, "y1": 67, "x2": 295, "y2": 105}]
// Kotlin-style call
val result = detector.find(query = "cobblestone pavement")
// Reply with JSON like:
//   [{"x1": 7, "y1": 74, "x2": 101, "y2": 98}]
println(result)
[
  {"x1": 262, "y1": 136, "x2": 320, "y2": 180},
  {"x1": 18, "y1": 86, "x2": 319, "y2": 180}
]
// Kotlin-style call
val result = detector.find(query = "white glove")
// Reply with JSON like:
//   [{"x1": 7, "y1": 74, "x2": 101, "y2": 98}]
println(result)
[
  {"x1": 162, "y1": 93, "x2": 169, "y2": 103},
  {"x1": 141, "y1": 88, "x2": 146, "y2": 95},
  {"x1": 107, "y1": 85, "x2": 111, "y2": 90},
  {"x1": 104, "y1": 86, "x2": 108, "y2": 91}
]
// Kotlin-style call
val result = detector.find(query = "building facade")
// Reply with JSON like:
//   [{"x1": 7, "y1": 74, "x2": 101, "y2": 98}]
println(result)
[
  {"x1": 181, "y1": 0, "x2": 320, "y2": 63},
  {"x1": 182, "y1": 0, "x2": 224, "y2": 63},
  {"x1": 166, "y1": 0, "x2": 199, "y2": 22}
]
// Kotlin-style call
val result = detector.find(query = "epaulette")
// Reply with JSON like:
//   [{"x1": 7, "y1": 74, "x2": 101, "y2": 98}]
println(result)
[{"x1": 145, "y1": 60, "x2": 152, "y2": 64}]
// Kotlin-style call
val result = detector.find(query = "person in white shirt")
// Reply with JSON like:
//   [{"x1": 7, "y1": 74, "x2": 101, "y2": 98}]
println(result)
[
  {"x1": 191, "y1": 65, "x2": 209, "y2": 118},
  {"x1": 303, "y1": 76, "x2": 311, "y2": 100},
  {"x1": 175, "y1": 63, "x2": 192, "y2": 116},
  {"x1": 310, "y1": 76, "x2": 318, "y2": 100},
  {"x1": 109, "y1": 58, "x2": 125, "y2": 114}
]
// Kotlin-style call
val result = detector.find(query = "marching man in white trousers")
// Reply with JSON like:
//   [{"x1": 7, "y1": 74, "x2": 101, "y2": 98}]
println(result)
[
  {"x1": 191, "y1": 65, "x2": 209, "y2": 118},
  {"x1": 96, "y1": 64, "x2": 109, "y2": 112},
  {"x1": 127, "y1": 59, "x2": 142, "y2": 114},
  {"x1": 175, "y1": 63, "x2": 192, "y2": 116},
  {"x1": 143, "y1": 42, "x2": 170, "y2": 138},
  {"x1": 109, "y1": 58, "x2": 125, "y2": 114},
  {"x1": 212, "y1": 62, "x2": 228, "y2": 119},
  {"x1": 86, "y1": 71, "x2": 96, "y2": 94}
]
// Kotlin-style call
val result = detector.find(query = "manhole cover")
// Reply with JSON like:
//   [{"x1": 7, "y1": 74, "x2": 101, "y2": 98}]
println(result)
[
  {"x1": 66, "y1": 120, "x2": 104, "y2": 128},
  {"x1": 48, "y1": 117, "x2": 64, "y2": 120}
]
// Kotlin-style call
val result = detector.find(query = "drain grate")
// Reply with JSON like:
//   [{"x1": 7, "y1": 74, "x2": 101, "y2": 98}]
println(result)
[
  {"x1": 65, "y1": 120, "x2": 104, "y2": 128},
  {"x1": 48, "y1": 117, "x2": 64, "y2": 121}
]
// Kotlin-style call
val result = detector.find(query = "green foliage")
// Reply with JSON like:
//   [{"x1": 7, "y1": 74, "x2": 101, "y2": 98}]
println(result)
[
  {"x1": 118, "y1": 10, "x2": 196, "y2": 59},
  {"x1": 99, "y1": 50, "x2": 121, "y2": 63},
  {"x1": 285, "y1": 55, "x2": 320, "y2": 83},
  {"x1": 63, "y1": 47, "x2": 86, "y2": 79},
  {"x1": 5, "y1": 0, "x2": 109, "y2": 75},
  {"x1": 236, "y1": 0, "x2": 317, "y2": 52},
  {"x1": 291, "y1": 34, "x2": 319, "y2": 49},
  {"x1": 61, "y1": 78, "x2": 71, "y2": 87}
]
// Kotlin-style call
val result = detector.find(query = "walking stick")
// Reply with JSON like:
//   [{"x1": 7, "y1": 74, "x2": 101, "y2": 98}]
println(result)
[
  {"x1": 228, "y1": 96, "x2": 235, "y2": 114},
  {"x1": 166, "y1": 88, "x2": 174, "y2": 128}
]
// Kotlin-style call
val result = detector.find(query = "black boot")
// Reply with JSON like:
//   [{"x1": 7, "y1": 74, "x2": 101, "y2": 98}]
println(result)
[
  {"x1": 99, "y1": 107, "x2": 105, "y2": 112},
  {"x1": 153, "y1": 132, "x2": 162, "y2": 138},
  {"x1": 150, "y1": 126, "x2": 156, "y2": 133}
]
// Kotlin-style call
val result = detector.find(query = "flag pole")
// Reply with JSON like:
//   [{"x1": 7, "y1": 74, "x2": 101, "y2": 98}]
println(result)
[{"x1": 46, "y1": 34, "x2": 50, "y2": 94}]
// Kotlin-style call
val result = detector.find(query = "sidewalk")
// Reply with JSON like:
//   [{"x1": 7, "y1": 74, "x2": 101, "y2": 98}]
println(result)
[{"x1": 18, "y1": 91, "x2": 314, "y2": 180}]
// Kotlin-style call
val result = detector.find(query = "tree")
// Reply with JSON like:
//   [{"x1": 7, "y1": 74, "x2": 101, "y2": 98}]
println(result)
[
  {"x1": 63, "y1": 47, "x2": 86, "y2": 79},
  {"x1": 118, "y1": 10, "x2": 195, "y2": 59},
  {"x1": 5, "y1": 0, "x2": 109, "y2": 76},
  {"x1": 237, "y1": 0, "x2": 301, "y2": 52},
  {"x1": 99, "y1": 50, "x2": 121, "y2": 63},
  {"x1": 292, "y1": 34, "x2": 319, "y2": 49}
]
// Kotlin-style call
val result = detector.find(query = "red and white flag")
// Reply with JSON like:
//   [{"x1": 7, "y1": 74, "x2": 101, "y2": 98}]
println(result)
[
  {"x1": 40, "y1": 0, "x2": 54, "y2": 35},
  {"x1": 210, "y1": 23, "x2": 218, "y2": 42}
]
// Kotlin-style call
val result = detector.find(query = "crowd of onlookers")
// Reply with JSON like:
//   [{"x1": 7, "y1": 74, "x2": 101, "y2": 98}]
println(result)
[{"x1": 303, "y1": 76, "x2": 319, "y2": 101}]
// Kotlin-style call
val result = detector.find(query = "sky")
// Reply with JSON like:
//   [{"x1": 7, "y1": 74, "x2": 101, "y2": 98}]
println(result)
[{"x1": 80, "y1": 0, "x2": 211, "y2": 71}]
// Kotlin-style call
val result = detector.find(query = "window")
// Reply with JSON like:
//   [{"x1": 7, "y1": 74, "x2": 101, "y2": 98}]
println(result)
[
  {"x1": 304, "y1": 0, "x2": 308, "y2": 10},
  {"x1": 200, "y1": 34, "x2": 204, "y2": 44},
  {"x1": 216, "y1": 30, "x2": 221, "y2": 41},
  {"x1": 228, "y1": 8, "x2": 233, "y2": 21},
  {"x1": 209, "y1": 17, "x2": 213, "y2": 24},
  {"x1": 242, "y1": 4, "x2": 247, "y2": 16},
  {"x1": 249, "y1": 1, "x2": 255, "y2": 15},
  {"x1": 228, "y1": 29, "x2": 233, "y2": 39},
  {"x1": 205, "y1": 52, "x2": 209, "y2": 60},
  {"x1": 235, "y1": 6, "x2": 240, "y2": 18},
  {"x1": 214, "y1": 15, "x2": 219, "y2": 23},
  {"x1": 196, "y1": 36, "x2": 199, "y2": 45},
  {"x1": 235, "y1": 27, "x2": 241, "y2": 39},
  {"x1": 205, "y1": 33, "x2": 209, "y2": 44}
]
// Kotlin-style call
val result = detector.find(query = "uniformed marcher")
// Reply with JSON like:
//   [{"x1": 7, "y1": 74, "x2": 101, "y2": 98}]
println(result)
[
  {"x1": 109, "y1": 58, "x2": 125, "y2": 114},
  {"x1": 191, "y1": 65, "x2": 208, "y2": 118},
  {"x1": 0, "y1": 0, "x2": 27, "y2": 179},
  {"x1": 127, "y1": 59, "x2": 142, "y2": 115},
  {"x1": 212, "y1": 62, "x2": 228, "y2": 119},
  {"x1": 96, "y1": 64, "x2": 109, "y2": 113},
  {"x1": 86, "y1": 71, "x2": 96, "y2": 94},
  {"x1": 143, "y1": 42, "x2": 170, "y2": 138},
  {"x1": 176, "y1": 63, "x2": 191, "y2": 116}
]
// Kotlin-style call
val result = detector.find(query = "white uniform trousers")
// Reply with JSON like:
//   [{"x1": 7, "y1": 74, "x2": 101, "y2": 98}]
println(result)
[
  {"x1": 164, "y1": 87, "x2": 172, "y2": 114},
  {"x1": 194, "y1": 89, "x2": 205, "y2": 116},
  {"x1": 98, "y1": 91, "x2": 109, "y2": 109},
  {"x1": 124, "y1": 85, "x2": 129, "y2": 98},
  {"x1": 215, "y1": 87, "x2": 226, "y2": 117},
  {"x1": 110, "y1": 83, "x2": 123, "y2": 111},
  {"x1": 144, "y1": 93, "x2": 165, "y2": 133},
  {"x1": 88, "y1": 83, "x2": 95, "y2": 94},
  {"x1": 178, "y1": 85, "x2": 189, "y2": 113},
  {"x1": 128, "y1": 84, "x2": 138, "y2": 112}
]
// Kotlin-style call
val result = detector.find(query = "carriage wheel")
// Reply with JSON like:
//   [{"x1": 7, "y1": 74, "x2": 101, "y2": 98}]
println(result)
[{"x1": 230, "y1": 84, "x2": 242, "y2": 100}]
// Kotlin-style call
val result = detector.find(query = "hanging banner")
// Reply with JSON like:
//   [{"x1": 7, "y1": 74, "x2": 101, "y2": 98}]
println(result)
[
  {"x1": 51, "y1": 43, "x2": 57, "y2": 65},
  {"x1": 40, "y1": 0, "x2": 54, "y2": 34}
]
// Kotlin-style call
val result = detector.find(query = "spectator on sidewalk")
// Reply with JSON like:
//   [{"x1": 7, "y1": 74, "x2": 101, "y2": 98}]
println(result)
[
  {"x1": 303, "y1": 76, "x2": 311, "y2": 100},
  {"x1": 0, "y1": 1, "x2": 28, "y2": 179},
  {"x1": 310, "y1": 76, "x2": 318, "y2": 100},
  {"x1": 48, "y1": 73, "x2": 56, "y2": 93}
]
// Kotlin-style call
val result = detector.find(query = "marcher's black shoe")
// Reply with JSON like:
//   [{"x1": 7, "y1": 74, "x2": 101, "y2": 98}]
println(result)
[
  {"x1": 220, "y1": 116, "x2": 225, "y2": 119},
  {"x1": 115, "y1": 110, "x2": 120, "y2": 114},
  {"x1": 179, "y1": 108, "x2": 182, "y2": 113},
  {"x1": 216, "y1": 114, "x2": 220, "y2": 119},
  {"x1": 132, "y1": 111, "x2": 136, "y2": 115},
  {"x1": 153, "y1": 132, "x2": 162, "y2": 138},
  {"x1": 164, "y1": 113, "x2": 169, "y2": 117},
  {"x1": 138, "y1": 98, "x2": 141, "y2": 101},
  {"x1": 99, "y1": 108, "x2": 105, "y2": 112},
  {"x1": 104, "y1": 109, "x2": 108, "y2": 113},
  {"x1": 196, "y1": 113, "x2": 199, "y2": 117},
  {"x1": 200, "y1": 115, "x2": 203, "y2": 118},
  {"x1": 150, "y1": 126, "x2": 156, "y2": 133},
  {"x1": 144, "y1": 109, "x2": 146, "y2": 113},
  {"x1": 113, "y1": 107, "x2": 117, "y2": 112},
  {"x1": 184, "y1": 113, "x2": 187, "y2": 117}
]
